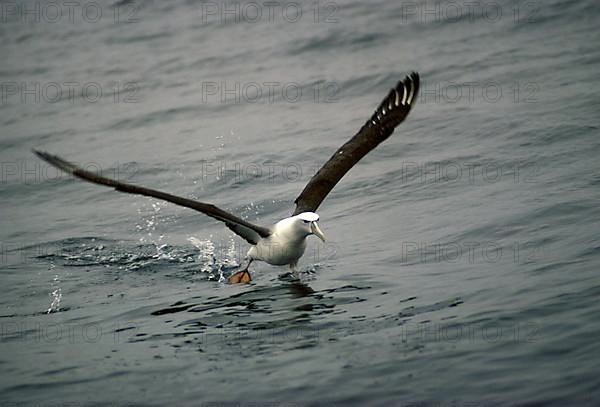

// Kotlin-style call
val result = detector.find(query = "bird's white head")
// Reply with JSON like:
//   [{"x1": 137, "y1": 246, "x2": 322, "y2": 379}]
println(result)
[{"x1": 292, "y1": 212, "x2": 326, "y2": 242}]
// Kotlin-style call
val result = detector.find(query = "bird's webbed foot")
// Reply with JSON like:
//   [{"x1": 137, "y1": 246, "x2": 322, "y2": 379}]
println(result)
[
  {"x1": 228, "y1": 259, "x2": 253, "y2": 284},
  {"x1": 228, "y1": 269, "x2": 252, "y2": 283}
]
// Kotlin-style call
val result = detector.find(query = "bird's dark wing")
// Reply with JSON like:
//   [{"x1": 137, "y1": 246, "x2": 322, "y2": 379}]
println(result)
[
  {"x1": 33, "y1": 150, "x2": 271, "y2": 245},
  {"x1": 293, "y1": 72, "x2": 419, "y2": 215}
]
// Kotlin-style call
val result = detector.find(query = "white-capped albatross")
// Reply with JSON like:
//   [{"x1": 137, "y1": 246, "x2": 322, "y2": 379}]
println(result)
[{"x1": 33, "y1": 72, "x2": 420, "y2": 283}]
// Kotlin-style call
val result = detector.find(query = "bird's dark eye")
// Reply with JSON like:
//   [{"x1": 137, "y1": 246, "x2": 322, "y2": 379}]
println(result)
[{"x1": 302, "y1": 220, "x2": 309, "y2": 223}]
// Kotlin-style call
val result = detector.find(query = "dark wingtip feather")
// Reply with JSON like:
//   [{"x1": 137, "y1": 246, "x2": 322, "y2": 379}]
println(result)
[
  {"x1": 369, "y1": 71, "x2": 420, "y2": 131},
  {"x1": 32, "y1": 149, "x2": 76, "y2": 174}
]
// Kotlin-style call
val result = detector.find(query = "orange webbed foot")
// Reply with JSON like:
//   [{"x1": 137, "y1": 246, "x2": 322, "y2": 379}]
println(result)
[{"x1": 228, "y1": 270, "x2": 252, "y2": 284}]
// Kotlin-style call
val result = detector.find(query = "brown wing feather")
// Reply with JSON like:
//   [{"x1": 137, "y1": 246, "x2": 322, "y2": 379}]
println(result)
[
  {"x1": 293, "y1": 72, "x2": 419, "y2": 215},
  {"x1": 32, "y1": 150, "x2": 271, "y2": 245}
]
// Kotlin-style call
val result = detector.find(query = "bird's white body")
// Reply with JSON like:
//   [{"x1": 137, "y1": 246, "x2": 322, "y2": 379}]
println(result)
[{"x1": 247, "y1": 212, "x2": 324, "y2": 268}]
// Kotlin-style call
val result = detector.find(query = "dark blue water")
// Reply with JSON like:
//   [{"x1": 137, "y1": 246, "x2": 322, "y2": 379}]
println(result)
[{"x1": 1, "y1": 0, "x2": 600, "y2": 405}]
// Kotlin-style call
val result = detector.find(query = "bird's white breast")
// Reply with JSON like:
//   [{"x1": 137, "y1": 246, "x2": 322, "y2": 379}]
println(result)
[{"x1": 247, "y1": 217, "x2": 308, "y2": 265}]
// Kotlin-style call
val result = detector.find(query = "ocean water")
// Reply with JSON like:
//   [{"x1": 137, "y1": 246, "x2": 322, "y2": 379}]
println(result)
[{"x1": 1, "y1": 0, "x2": 600, "y2": 405}]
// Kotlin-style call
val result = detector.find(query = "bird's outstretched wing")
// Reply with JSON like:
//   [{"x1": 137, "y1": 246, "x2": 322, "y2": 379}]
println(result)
[
  {"x1": 33, "y1": 150, "x2": 271, "y2": 245},
  {"x1": 293, "y1": 72, "x2": 420, "y2": 215}
]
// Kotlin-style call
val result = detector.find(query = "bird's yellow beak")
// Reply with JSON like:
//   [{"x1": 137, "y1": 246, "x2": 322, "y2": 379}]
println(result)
[{"x1": 311, "y1": 221, "x2": 326, "y2": 242}]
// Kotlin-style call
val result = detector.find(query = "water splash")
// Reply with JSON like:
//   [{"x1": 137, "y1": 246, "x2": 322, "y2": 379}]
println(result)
[
  {"x1": 188, "y1": 237, "x2": 216, "y2": 274},
  {"x1": 188, "y1": 236, "x2": 241, "y2": 281},
  {"x1": 46, "y1": 265, "x2": 62, "y2": 314},
  {"x1": 136, "y1": 201, "x2": 165, "y2": 244}
]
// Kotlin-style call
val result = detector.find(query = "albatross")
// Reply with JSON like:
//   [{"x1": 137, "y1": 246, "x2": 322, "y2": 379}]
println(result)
[{"x1": 34, "y1": 72, "x2": 419, "y2": 283}]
